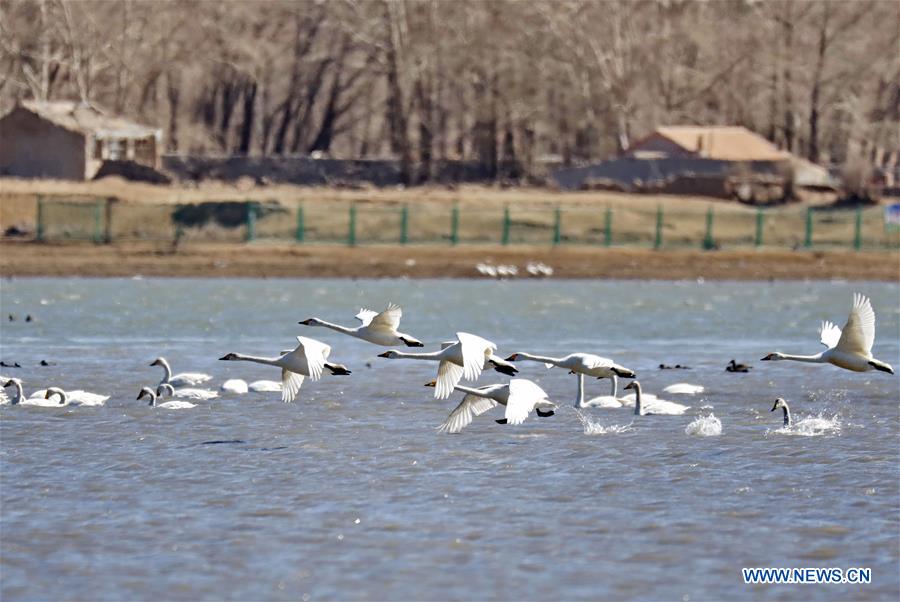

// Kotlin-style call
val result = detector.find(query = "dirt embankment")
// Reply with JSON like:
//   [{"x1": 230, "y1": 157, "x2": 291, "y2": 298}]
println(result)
[{"x1": 1, "y1": 241, "x2": 897, "y2": 280}]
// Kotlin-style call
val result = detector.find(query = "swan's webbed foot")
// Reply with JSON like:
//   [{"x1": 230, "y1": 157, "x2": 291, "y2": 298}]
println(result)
[
  {"x1": 869, "y1": 361, "x2": 894, "y2": 374},
  {"x1": 325, "y1": 363, "x2": 352, "y2": 376},
  {"x1": 535, "y1": 409, "x2": 555, "y2": 418},
  {"x1": 495, "y1": 419, "x2": 508, "y2": 425},
  {"x1": 400, "y1": 337, "x2": 424, "y2": 348},
  {"x1": 491, "y1": 363, "x2": 518, "y2": 376}
]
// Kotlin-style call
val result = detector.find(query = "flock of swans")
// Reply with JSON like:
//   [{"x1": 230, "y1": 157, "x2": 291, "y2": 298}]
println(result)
[{"x1": 1, "y1": 293, "x2": 893, "y2": 434}]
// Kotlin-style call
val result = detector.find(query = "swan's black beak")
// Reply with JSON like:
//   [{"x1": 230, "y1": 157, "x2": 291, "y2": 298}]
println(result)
[
  {"x1": 424, "y1": 381, "x2": 436, "y2": 388},
  {"x1": 504, "y1": 354, "x2": 518, "y2": 361},
  {"x1": 377, "y1": 351, "x2": 391, "y2": 358},
  {"x1": 495, "y1": 418, "x2": 508, "y2": 425},
  {"x1": 219, "y1": 354, "x2": 234, "y2": 361},
  {"x1": 149, "y1": 360, "x2": 159, "y2": 366},
  {"x1": 136, "y1": 393, "x2": 143, "y2": 400},
  {"x1": 299, "y1": 319, "x2": 313, "y2": 325},
  {"x1": 760, "y1": 355, "x2": 772, "y2": 361},
  {"x1": 770, "y1": 403, "x2": 777, "y2": 411}
]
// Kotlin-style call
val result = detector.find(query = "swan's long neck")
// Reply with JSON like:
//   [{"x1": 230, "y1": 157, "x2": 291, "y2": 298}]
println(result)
[
  {"x1": 452, "y1": 384, "x2": 494, "y2": 399},
  {"x1": 515, "y1": 352, "x2": 560, "y2": 366},
  {"x1": 388, "y1": 350, "x2": 444, "y2": 360},
  {"x1": 228, "y1": 353, "x2": 283, "y2": 367},
  {"x1": 777, "y1": 353, "x2": 824, "y2": 364},
  {"x1": 48, "y1": 389, "x2": 67, "y2": 404},
  {"x1": 315, "y1": 320, "x2": 358, "y2": 337},
  {"x1": 782, "y1": 404, "x2": 792, "y2": 428},
  {"x1": 632, "y1": 384, "x2": 642, "y2": 416},
  {"x1": 9, "y1": 381, "x2": 23, "y2": 404},
  {"x1": 609, "y1": 375, "x2": 618, "y2": 397},
  {"x1": 159, "y1": 359, "x2": 174, "y2": 381},
  {"x1": 574, "y1": 373, "x2": 585, "y2": 408},
  {"x1": 146, "y1": 391, "x2": 157, "y2": 406}
]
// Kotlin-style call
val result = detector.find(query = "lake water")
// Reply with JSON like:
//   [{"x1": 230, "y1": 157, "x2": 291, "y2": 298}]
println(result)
[{"x1": 1, "y1": 278, "x2": 898, "y2": 601}]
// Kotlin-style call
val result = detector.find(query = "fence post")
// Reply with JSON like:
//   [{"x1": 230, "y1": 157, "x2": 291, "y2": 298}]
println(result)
[
  {"x1": 450, "y1": 204, "x2": 459, "y2": 245},
  {"x1": 245, "y1": 202, "x2": 257, "y2": 242},
  {"x1": 103, "y1": 197, "x2": 113, "y2": 243},
  {"x1": 552, "y1": 206, "x2": 562, "y2": 245},
  {"x1": 604, "y1": 206, "x2": 613, "y2": 247},
  {"x1": 702, "y1": 206, "x2": 715, "y2": 249},
  {"x1": 93, "y1": 200, "x2": 104, "y2": 243},
  {"x1": 36, "y1": 196, "x2": 44, "y2": 242},
  {"x1": 348, "y1": 203, "x2": 357, "y2": 246},
  {"x1": 295, "y1": 204, "x2": 305, "y2": 242},
  {"x1": 804, "y1": 207, "x2": 813, "y2": 248},
  {"x1": 755, "y1": 208, "x2": 764, "y2": 247},
  {"x1": 654, "y1": 205, "x2": 663, "y2": 249},
  {"x1": 400, "y1": 204, "x2": 409, "y2": 244},
  {"x1": 853, "y1": 206, "x2": 862, "y2": 250},
  {"x1": 501, "y1": 205, "x2": 511, "y2": 245}
]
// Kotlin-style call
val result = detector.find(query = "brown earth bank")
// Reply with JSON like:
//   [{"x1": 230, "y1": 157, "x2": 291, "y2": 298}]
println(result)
[{"x1": 1, "y1": 241, "x2": 897, "y2": 281}]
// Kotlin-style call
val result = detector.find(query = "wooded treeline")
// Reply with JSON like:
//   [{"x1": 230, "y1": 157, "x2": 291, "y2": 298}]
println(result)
[{"x1": 1, "y1": 0, "x2": 897, "y2": 183}]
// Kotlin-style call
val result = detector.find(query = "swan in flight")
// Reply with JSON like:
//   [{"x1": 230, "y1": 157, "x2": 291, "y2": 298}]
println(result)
[
  {"x1": 248, "y1": 380, "x2": 282, "y2": 392},
  {"x1": 761, "y1": 293, "x2": 894, "y2": 374},
  {"x1": 428, "y1": 378, "x2": 557, "y2": 433},
  {"x1": 220, "y1": 379, "x2": 249, "y2": 394},
  {"x1": 2, "y1": 378, "x2": 56, "y2": 406},
  {"x1": 219, "y1": 336, "x2": 351, "y2": 402},
  {"x1": 662, "y1": 383, "x2": 705, "y2": 395},
  {"x1": 300, "y1": 303, "x2": 424, "y2": 347},
  {"x1": 623, "y1": 381, "x2": 689, "y2": 416},
  {"x1": 378, "y1": 332, "x2": 497, "y2": 399},
  {"x1": 771, "y1": 397, "x2": 792, "y2": 428},
  {"x1": 43, "y1": 387, "x2": 108, "y2": 407},
  {"x1": 155, "y1": 383, "x2": 218, "y2": 400},
  {"x1": 151, "y1": 357, "x2": 213, "y2": 386},
  {"x1": 440, "y1": 341, "x2": 518, "y2": 376},
  {"x1": 505, "y1": 351, "x2": 635, "y2": 380},
  {"x1": 138, "y1": 386, "x2": 196, "y2": 409}
]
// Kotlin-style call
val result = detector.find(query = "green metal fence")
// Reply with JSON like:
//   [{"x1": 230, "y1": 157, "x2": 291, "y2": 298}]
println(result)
[{"x1": 31, "y1": 196, "x2": 900, "y2": 250}]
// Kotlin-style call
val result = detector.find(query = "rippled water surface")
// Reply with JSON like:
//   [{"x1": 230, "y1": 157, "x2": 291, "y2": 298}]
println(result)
[{"x1": 1, "y1": 278, "x2": 898, "y2": 601}]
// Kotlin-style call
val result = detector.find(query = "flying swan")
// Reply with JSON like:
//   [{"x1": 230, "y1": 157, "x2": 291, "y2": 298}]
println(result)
[
  {"x1": 139, "y1": 386, "x2": 197, "y2": 409},
  {"x1": 439, "y1": 340, "x2": 518, "y2": 376},
  {"x1": 428, "y1": 378, "x2": 557, "y2": 433},
  {"x1": 378, "y1": 332, "x2": 497, "y2": 399},
  {"x1": 761, "y1": 293, "x2": 894, "y2": 374},
  {"x1": 151, "y1": 357, "x2": 213, "y2": 386},
  {"x1": 219, "y1": 336, "x2": 351, "y2": 402},
  {"x1": 300, "y1": 303, "x2": 424, "y2": 347}
]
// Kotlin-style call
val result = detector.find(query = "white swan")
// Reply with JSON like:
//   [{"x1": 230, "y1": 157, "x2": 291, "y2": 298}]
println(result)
[
  {"x1": 220, "y1": 379, "x2": 249, "y2": 394},
  {"x1": 623, "y1": 381, "x2": 689, "y2": 416},
  {"x1": 574, "y1": 373, "x2": 628, "y2": 409},
  {"x1": 300, "y1": 303, "x2": 424, "y2": 347},
  {"x1": 248, "y1": 380, "x2": 282, "y2": 392},
  {"x1": 440, "y1": 341, "x2": 518, "y2": 376},
  {"x1": 2, "y1": 378, "x2": 57, "y2": 406},
  {"x1": 138, "y1": 386, "x2": 196, "y2": 409},
  {"x1": 662, "y1": 383, "x2": 705, "y2": 395},
  {"x1": 428, "y1": 378, "x2": 557, "y2": 433},
  {"x1": 762, "y1": 293, "x2": 894, "y2": 374},
  {"x1": 219, "y1": 336, "x2": 351, "y2": 402},
  {"x1": 771, "y1": 397, "x2": 792, "y2": 428},
  {"x1": 378, "y1": 332, "x2": 497, "y2": 399},
  {"x1": 505, "y1": 351, "x2": 635, "y2": 380},
  {"x1": 151, "y1": 357, "x2": 213, "y2": 386},
  {"x1": 155, "y1": 383, "x2": 218, "y2": 400},
  {"x1": 43, "y1": 387, "x2": 109, "y2": 407}
]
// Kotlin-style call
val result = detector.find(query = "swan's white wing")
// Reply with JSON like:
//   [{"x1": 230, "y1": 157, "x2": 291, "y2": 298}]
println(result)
[
  {"x1": 294, "y1": 336, "x2": 330, "y2": 380},
  {"x1": 368, "y1": 303, "x2": 402, "y2": 331},
  {"x1": 281, "y1": 369, "x2": 305, "y2": 403},
  {"x1": 456, "y1": 332, "x2": 495, "y2": 381},
  {"x1": 583, "y1": 355, "x2": 616, "y2": 369},
  {"x1": 505, "y1": 379, "x2": 548, "y2": 425},
  {"x1": 355, "y1": 309, "x2": 378, "y2": 327},
  {"x1": 819, "y1": 320, "x2": 841, "y2": 349},
  {"x1": 435, "y1": 360, "x2": 465, "y2": 399},
  {"x1": 437, "y1": 392, "x2": 499, "y2": 434},
  {"x1": 66, "y1": 391, "x2": 110, "y2": 405},
  {"x1": 835, "y1": 293, "x2": 876, "y2": 355}
]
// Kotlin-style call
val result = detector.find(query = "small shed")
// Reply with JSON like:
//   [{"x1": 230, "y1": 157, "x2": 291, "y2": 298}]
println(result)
[
  {"x1": 0, "y1": 100, "x2": 162, "y2": 180},
  {"x1": 626, "y1": 126, "x2": 790, "y2": 162}
]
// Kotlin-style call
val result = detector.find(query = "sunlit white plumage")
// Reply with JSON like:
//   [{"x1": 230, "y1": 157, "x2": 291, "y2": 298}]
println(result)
[
  {"x1": 220, "y1": 379, "x2": 249, "y2": 394},
  {"x1": 219, "y1": 336, "x2": 351, "y2": 402},
  {"x1": 248, "y1": 380, "x2": 282, "y2": 392},
  {"x1": 662, "y1": 383, "x2": 705, "y2": 395},
  {"x1": 43, "y1": 386, "x2": 109, "y2": 407},
  {"x1": 439, "y1": 341, "x2": 518, "y2": 377},
  {"x1": 139, "y1": 386, "x2": 196, "y2": 409},
  {"x1": 761, "y1": 293, "x2": 894, "y2": 374},
  {"x1": 2, "y1": 378, "x2": 57, "y2": 407},
  {"x1": 300, "y1": 303, "x2": 424, "y2": 347},
  {"x1": 623, "y1": 381, "x2": 689, "y2": 416},
  {"x1": 573, "y1": 373, "x2": 629, "y2": 408},
  {"x1": 378, "y1": 332, "x2": 496, "y2": 399},
  {"x1": 151, "y1": 357, "x2": 212, "y2": 386},
  {"x1": 506, "y1": 351, "x2": 635, "y2": 380},
  {"x1": 432, "y1": 378, "x2": 557, "y2": 433},
  {"x1": 156, "y1": 383, "x2": 217, "y2": 400}
]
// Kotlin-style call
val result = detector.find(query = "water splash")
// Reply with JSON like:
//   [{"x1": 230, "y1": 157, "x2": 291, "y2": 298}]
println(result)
[
  {"x1": 575, "y1": 409, "x2": 633, "y2": 435},
  {"x1": 684, "y1": 413, "x2": 722, "y2": 436},
  {"x1": 768, "y1": 412, "x2": 842, "y2": 437}
]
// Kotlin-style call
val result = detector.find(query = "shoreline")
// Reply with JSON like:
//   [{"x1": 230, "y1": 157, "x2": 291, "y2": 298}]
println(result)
[{"x1": 1, "y1": 242, "x2": 898, "y2": 280}]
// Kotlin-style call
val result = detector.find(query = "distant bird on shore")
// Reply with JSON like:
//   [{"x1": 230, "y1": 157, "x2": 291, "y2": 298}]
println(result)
[
  {"x1": 761, "y1": 293, "x2": 894, "y2": 374},
  {"x1": 300, "y1": 303, "x2": 424, "y2": 347},
  {"x1": 151, "y1": 357, "x2": 212, "y2": 387},
  {"x1": 726, "y1": 359, "x2": 751, "y2": 373},
  {"x1": 220, "y1": 336, "x2": 351, "y2": 402}
]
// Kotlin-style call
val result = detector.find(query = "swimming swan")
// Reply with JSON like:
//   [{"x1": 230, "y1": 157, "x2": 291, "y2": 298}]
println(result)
[
  {"x1": 440, "y1": 341, "x2": 518, "y2": 376},
  {"x1": 771, "y1": 397, "x2": 792, "y2": 427},
  {"x1": 300, "y1": 303, "x2": 424, "y2": 347},
  {"x1": 623, "y1": 381, "x2": 689, "y2": 416},
  {"x1": 505, "y1": 351, "x2": 635, "y2": 380},
  {"x1": 248, "y1": 380, "x2": 282, "y2": 392},
  {"x1": 220, "y1": 379, "x2": 249, "y2": 394},
  {"x1": 574, "y1": 373, "x2": 628, "y2": 408},
  {"x1": 219, "y1": 336, "x2": 351, "y2": 402},
  {"x1": 138, "y1": 386, "x2": 196, "y2": 409},
  {"x1": 428, "y1": 378, "x2": 557, "y2": 433},
  {"x1": 43, "y1": 387, "x2": 108, "y2": 407},
  {"x1": 662, "y1": 383, "x2": 705, "y2": 395},
  {"x1": 761, "y1": 293, "x2": 894, "y2": 374},
  {"x1": 155, "y1": 383, "x2": 218, "y2": 400},
  {"x1": 151, "y1": 357, "x2": 213, "y2": 386},
  {"x1": 378, "y1": 332, "x2": 497, "y2": 399},
  {"x1": 2, "y1": 378, "x2": 56, "y2": 406}
]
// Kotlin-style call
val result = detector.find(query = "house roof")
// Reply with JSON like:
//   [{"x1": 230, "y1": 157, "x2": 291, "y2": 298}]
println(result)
[
  {"x1": 18, "y1": 100, "x2": 160, "y2": 139},
  {"x1": 647, "y1": 126, "x2": 789, "y2": 162}
]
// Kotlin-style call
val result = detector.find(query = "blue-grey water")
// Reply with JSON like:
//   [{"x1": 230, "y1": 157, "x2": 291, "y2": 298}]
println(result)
[{"x1": 1, "y1": 278, "x2": 898, "y2": 602}]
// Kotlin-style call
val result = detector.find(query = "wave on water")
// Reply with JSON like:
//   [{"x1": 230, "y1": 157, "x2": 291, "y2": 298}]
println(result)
[
  {"x1": 574, "y1": 409, "x2": 633, "y2": 436},
  {"x1": 684, "y1": 413, "x2": 722, "y2": 436},
  {"x1": 768, "y1": 412, "x2": 842, "y2": 437}
]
